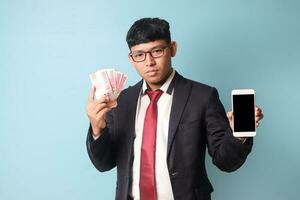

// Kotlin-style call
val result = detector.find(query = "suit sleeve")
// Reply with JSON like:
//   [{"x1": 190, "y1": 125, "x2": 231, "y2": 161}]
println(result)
[
  {"x1": 205, "y1": 88, "x2": 253, "y2": 172},
  {"x1": 86, "y1": 110, "x2": 117, "y2": 172}
]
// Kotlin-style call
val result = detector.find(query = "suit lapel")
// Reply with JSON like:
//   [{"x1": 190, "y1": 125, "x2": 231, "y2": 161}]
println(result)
[
  {"x1": 167, "y1": 72, "x2": 192, "y2": 158},
  {"x1": 126, "y1": 80, "x2": 143, "y2": 138},
  {"x1": 125, "y1": 80, "x2": 142, "y2": 177}
]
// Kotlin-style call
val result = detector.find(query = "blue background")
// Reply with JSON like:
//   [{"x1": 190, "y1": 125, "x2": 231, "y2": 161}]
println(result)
[{"x1": 1, "y1": 0, "x2": 299, "y2": 199}]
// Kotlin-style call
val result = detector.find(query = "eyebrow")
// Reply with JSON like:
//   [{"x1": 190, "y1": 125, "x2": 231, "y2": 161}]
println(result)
[{"x1": 131, "y1": 45, "x2": 166, "y2": 53}]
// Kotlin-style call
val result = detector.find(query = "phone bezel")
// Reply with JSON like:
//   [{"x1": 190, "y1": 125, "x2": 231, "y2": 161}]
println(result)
[{"x1": 231, "y1": 89, "x2": 256, "y2": 137}]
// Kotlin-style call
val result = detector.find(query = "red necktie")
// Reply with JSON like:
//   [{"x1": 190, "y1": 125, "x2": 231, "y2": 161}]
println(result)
[{"x1": 140, "y1": 89, "x2": 163, "y2": 200}]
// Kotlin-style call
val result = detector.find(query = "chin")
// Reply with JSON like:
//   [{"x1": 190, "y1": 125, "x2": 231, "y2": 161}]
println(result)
[
  {"x1": 145, "y1": 76, "x2": 162, "y2": 83},
  {"x1": 147, "y1": 79, "x2": 166, "y2": 88}
]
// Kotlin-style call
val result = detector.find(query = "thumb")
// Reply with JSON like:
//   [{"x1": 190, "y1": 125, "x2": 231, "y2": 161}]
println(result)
[
  {"x1": 227, "y1": 111, "x2": 233, "y2": 119},
  {"x1": 88, "y1": 86, "x2": 95, "y2": 102}
]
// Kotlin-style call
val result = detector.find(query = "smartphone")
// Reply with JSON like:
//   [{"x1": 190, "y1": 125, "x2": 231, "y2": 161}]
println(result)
[{"x1": 231, "y1": 89, "x2": 256, "y2": 137}]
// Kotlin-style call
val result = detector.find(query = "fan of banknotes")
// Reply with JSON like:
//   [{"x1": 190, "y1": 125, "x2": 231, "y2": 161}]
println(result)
[{"x1": 89, "y1": 68, "x2": 128, "y2": 103}]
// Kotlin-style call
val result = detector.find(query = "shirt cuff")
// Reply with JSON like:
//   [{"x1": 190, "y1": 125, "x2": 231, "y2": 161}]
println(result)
[
  {"x1": 237, "y1": 137, "x2": 248, "y2": 144},
  {"x1": 92, "y1": 134, "x2": 101, "y2": 141}
]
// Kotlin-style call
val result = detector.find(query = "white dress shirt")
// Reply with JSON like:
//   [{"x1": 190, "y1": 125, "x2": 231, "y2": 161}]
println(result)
[{"x1": 130, "y1": 70, "x2": 175, "y2": 200}]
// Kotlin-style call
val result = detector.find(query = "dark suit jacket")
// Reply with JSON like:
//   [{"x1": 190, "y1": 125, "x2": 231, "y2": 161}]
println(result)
[{"x1": 86, "y1": 71, "x2": 253, "y2": 200}]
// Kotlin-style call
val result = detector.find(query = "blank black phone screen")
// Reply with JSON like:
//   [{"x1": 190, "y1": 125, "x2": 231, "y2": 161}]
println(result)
[{"x1": 233, "y1": 94, "x2": 255, "y2": 132}]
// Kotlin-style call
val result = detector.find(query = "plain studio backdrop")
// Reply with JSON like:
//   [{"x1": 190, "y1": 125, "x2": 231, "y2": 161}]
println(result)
[{"x1": 1, "y1": 0, "x2": 299, "y2": 199}]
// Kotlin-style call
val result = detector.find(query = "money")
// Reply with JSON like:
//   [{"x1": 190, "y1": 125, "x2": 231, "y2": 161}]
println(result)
[{"x1": 89, "y1": 68, "x2": 128, "y2": 103}]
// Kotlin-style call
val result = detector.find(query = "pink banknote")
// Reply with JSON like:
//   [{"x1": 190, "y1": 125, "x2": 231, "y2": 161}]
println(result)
[{"x1": 89, "y1": 68, "x2": 128, "y2": 102}]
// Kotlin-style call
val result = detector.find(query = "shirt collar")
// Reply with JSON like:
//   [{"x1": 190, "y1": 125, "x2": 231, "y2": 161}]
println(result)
[{"x1": 141, "y1": 69, "x2": 175, "y2": 95}]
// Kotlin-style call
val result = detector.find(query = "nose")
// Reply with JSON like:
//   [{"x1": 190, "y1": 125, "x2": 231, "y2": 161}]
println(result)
[{"x1": 145, "y1": 52, "x2": 156, "y2": 66}]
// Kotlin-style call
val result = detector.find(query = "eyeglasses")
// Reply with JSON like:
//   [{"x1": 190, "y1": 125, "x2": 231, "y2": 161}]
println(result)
[{"x1": 129, "y1": 45, "x2": 170, "y2": 62}]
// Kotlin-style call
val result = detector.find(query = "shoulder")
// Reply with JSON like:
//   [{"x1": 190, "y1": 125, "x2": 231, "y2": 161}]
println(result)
[
  {"x1": 189, "y1": 78, "x2": 215, "y2": 93},
  {"x1": 177, "y1": 73, "x2": 218, "y2": 97}
]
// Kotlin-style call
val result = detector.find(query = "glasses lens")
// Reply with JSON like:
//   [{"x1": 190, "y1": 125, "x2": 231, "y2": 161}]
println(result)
[
  {"x1": 131, "y1": 52, "x2": 145, "y2": 62},
  {"x1": 151, "y1": 48, "x2": 165, "y2": 58}
]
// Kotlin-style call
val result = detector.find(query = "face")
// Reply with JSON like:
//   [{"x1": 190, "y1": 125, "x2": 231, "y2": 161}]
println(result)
[{"x1": 128, "y1": 39, "x2": 177, "y2": 90}]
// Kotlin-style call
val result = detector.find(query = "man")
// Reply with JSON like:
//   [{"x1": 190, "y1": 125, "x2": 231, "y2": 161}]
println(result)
[{"x1": 86, "y1": 18, "x2": 263, "y2": 200}]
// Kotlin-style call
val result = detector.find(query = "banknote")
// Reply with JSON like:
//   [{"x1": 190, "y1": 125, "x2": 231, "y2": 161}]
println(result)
[{"x1": 89, "y1": 68, "x2": 128, "y2": 103}]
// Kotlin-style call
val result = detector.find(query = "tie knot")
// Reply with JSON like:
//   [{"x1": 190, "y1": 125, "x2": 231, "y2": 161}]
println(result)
[{"x1": 146, "y1": 89, "x2": 163, "y2": 102}]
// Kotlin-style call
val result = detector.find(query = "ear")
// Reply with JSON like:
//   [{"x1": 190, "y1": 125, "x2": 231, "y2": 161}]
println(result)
[
  {"x1": 170, "y1": 41, "x2": 177, "y2": 57},
  {"x1": 128, "y1": 54, "x2": 134, "y2": 64}
]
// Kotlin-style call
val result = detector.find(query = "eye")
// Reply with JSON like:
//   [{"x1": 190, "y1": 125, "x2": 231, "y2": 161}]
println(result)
[
  {"x1": 132, "y1": 52, "x2": 145, "y2": 58},
  {"x1": 151, "y1": 48, "x2": 163, "y2": 56}
]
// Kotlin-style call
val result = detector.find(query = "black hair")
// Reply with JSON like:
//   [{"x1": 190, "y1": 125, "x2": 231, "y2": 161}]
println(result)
[{"x1": 126, "y1": 17, "x2": 171, "y2": 49}]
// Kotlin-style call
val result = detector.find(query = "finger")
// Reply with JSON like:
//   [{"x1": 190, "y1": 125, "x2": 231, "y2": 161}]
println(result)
[
  {"x1": 95, "y1": 96, "x2": 109, "y2": 104},
  {"x1": 255, "y1": 111, "x2": 264, "y2": 117},
  {"x1": 255, "y1": 106, "x2": 262, "y2": 113},
  {"x1": 93, "y1": 103, "x2": 108, "y2": 114},
  {"x1": 255, "y1": 111, "x2": 264, "y2": 122},
  {"x1": 256, "y1": 121, "x2": 260, "y2": 128},
  {"x1": 255, "y1": 111, "x2": 262, "y2": 117},
  {"x1": 255, "y1": 116, "x2": 261, "y2": 122},
  {"x1": 107, "y1": 100, "x2": 118, "y2": 109},
  {"x1": 95, "y1": 107, "x2": 110, "y2": 118},
  {"x1": 255, "y1": 106, "x2": 263, "y2": 114},
  {"x1": 88, "y1": 96, "x2": 108, "y2": 111},
  {"x1": 227, "y1": 111, "x2": 233, "y2": 119},
  {"x1": 88, "y1": 86, "x2": 96, "y2": 103}
]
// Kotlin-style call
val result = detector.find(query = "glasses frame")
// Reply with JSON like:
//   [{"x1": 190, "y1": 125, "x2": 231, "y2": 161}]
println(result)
[{"x1": 129, "y1": 45, "x2": 170, "y2": 63}]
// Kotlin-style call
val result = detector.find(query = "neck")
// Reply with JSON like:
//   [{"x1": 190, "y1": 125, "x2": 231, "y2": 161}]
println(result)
[{"x1": 147, "y1": 83, "x2": 161, "y2": 91}]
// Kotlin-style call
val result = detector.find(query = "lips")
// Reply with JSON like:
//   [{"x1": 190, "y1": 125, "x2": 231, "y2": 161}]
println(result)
[
  {"x1": 146, "y1": 69, "x2": 159, "y2": 77},
  {"x1": 146, "y1": 69, "x2": 159, "y2": 74}
]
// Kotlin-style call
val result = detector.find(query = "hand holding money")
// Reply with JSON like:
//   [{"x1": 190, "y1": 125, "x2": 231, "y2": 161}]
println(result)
[
  {"x1": 86, "y1": 86, "x2": 110, "y2": 137},
  {"x1": 86, "y1": 68, "x2": 128, "y2": 137}
]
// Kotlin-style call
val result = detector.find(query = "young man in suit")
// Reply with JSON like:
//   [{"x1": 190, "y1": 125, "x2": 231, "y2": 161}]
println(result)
[{"x1": 86, "y1": 18, "x2": 264, "y2": 200}]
